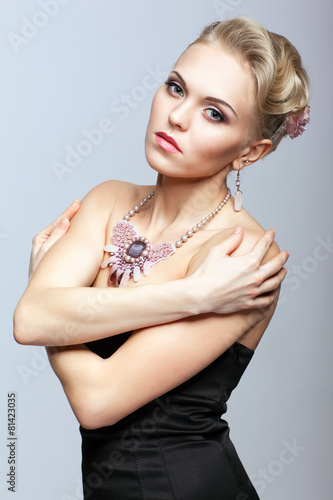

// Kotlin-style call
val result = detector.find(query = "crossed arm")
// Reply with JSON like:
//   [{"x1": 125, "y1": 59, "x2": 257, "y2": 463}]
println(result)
[{"x1": 13, "y1": 181, "x2": 288, "y2": 429}]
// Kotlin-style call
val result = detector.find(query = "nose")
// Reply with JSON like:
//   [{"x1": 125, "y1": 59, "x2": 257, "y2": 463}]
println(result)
[{"x1": 168, "y1": 99, "x2": 192, "y2": 131}]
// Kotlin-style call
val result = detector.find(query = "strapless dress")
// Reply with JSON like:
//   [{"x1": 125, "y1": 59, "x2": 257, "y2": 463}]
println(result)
[{"x1": 80, "y1": 331, "x2": 259, "y2": 499}]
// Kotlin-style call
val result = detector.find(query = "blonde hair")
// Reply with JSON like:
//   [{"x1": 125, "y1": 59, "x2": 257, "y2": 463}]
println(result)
[{"x1": 187, "y1": 17, "x2": 310, "y2": 153}]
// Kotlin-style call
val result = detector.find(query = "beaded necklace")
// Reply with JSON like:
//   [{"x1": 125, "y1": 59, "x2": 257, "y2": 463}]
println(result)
[{"x1": 101, "y1": 188, "x2": 231, "y2": 287}]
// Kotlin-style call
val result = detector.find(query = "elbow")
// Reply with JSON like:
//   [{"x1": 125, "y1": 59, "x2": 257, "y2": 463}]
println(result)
[
  {"x1": 77, "y1": 405, "x2": 114, "y2": 431},
  {"x1": 77, "y1": 413, "x2": 102, "y2": 431},
  {"x1": 13, "y1": 302, "x2": 28, "y2": 345},
  {"x1": 74, "y1": 392, "x2": 118, "y2": 431},
  {"x1": 13, "y1": 301, "x2": 40, "y2": 345}
]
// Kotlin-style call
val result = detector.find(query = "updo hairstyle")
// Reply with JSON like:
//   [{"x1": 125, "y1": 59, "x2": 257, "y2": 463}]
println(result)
[{"x1": 187, "y1": 17, "x2": 310, "y2": 154}]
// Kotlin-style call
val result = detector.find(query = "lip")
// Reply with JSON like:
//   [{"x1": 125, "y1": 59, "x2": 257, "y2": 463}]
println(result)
[{"x1": 155, "y1": 131, "x2": 182, "y2": 153}]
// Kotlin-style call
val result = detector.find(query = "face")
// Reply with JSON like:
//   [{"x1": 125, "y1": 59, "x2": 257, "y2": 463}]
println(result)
[{"x1": 144, "y1": 43, "x2": 257, "y2": 179}]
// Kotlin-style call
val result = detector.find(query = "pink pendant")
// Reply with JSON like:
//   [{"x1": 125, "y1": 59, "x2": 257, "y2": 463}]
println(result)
[
  {"x1": 234, "y1": 190, "x2": 242, "y2": 211},
  {"x1": 119, "y1": 269, "x2": 131, "y2": 287},
  {"x1": 116, "y1": 268, "x2": 123, "y2": 287},
  {"x1": 101, "y1": 220, "x2": 175, "y2": 287},
  {"x1": 143, "y1": 260, "x2": 151, "y2": 276},
  {"x1": 107, "y1": 264, "x2": 118, "y2": 286},
  {"x1": 133, "y1": 266, "x2": 140, "y2": 282},
  {"x1": 101, "y1": 256, "x2": 116, "y2": 268}
]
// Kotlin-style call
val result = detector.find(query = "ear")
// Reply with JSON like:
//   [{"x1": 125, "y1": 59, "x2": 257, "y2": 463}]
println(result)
[{"x1": 232, "y1": 139, "x2": 273, "y2": 170}]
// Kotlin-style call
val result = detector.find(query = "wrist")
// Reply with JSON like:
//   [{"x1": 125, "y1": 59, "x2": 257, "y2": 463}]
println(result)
[
  {"x1": 177, "y1": 276, "x2": 206, "y2": 317},
  {"x1": 145, "y1": 278, "x2": 202, "y2": 320}
]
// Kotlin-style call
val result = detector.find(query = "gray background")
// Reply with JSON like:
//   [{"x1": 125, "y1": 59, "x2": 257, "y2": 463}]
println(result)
[{"x1": 1, "y1": 0, "x2": 332, "y2": 498}]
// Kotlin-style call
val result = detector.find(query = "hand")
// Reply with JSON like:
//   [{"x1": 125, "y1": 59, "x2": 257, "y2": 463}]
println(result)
[
  {"x1": 186, "y1": 227, "x2": 289, "y2": 315},
  {"x1": 28, "y1": 200, "x2": 81, "y2": 282}
]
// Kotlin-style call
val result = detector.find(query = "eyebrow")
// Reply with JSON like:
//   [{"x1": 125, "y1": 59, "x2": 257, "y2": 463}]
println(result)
[{"x1": 170, "y1": 70, "x2": 238, "y2": 118}]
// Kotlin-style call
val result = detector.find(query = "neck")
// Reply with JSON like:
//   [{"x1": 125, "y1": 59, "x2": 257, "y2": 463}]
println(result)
[{"x1": 139, "y1": 169, "x2": 230, "y2": 237}]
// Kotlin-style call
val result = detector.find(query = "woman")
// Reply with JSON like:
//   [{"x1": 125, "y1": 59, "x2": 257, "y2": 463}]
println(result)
[{"x1": 14, "y1": 16, "x2": 309, "y2": 500}]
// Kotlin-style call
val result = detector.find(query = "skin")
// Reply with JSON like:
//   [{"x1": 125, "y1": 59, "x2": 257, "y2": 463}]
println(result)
[
  {"x1": 14, "y1": 43, "x2": 289, "y2": 430},
  {"x1": 145, "y1": 43, "x2": 268, "y2": 182}
]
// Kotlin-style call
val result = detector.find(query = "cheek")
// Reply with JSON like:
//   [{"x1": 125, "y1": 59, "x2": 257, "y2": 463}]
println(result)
[
  {"x1": 148, "y1": 88, "x2": 165, "y2": 124},
  {"x1": 191, "y1": 125, "x2": 242, "y2": 162}
]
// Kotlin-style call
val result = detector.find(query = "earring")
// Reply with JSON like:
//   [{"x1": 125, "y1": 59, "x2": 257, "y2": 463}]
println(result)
[
  {"x1": 234, "y1": 170, "x2": 242, "y2": 211},
  {"x1": 234, "y1": 161, "x2": 249, "y2": 212}
]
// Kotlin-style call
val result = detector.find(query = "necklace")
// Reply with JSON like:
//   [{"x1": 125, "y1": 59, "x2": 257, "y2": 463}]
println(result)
[{"x1": 101, "y1": 188, "x2": 231, "y2": 287}]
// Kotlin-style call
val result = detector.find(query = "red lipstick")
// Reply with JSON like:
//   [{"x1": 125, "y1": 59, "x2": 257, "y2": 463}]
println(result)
[{"x1": 155, "y1": 132, "x2": 182, "y2": 153}]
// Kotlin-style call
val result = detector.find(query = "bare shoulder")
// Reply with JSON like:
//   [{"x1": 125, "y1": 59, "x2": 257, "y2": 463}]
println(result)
[
  {"x1": 82, "y1": 179, "x2": 138, "y2": 203},
  {"x1": 232, "y1": 207, "x2": 280, "y2": 264},
  {"x1": 78, "y1": 180, "x2": 154, "y2": 217},
  {"x1": 200, "y1": 205, "x2": 281, "y2": 265}
]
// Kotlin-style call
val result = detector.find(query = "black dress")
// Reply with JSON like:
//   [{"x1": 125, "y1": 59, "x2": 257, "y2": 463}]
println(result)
[{"x1": 80, "y1": 331, "x2": 260, "y2": 500}]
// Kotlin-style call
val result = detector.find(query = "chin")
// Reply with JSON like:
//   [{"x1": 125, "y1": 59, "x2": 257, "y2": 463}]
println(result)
[
  {"x1": 145, "y1": 156, "x2": 175, "y2": 177},
  {"x1": 144, "y1": 142, "x2": 172, "y2": 176}
]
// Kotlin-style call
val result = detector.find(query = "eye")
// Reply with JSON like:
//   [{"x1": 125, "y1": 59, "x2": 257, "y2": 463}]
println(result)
[
  {"x1": 165, "y1": 80, "x2": 184, "y2": 96},
  {"x1": 204, "y1": 108, "x2": 226, "y2": 123}
]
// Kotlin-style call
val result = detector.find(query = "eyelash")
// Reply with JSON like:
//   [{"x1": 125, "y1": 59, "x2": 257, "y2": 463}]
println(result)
[{"x1": 164, "y1": 79, "x2": 227, "y2": 124}]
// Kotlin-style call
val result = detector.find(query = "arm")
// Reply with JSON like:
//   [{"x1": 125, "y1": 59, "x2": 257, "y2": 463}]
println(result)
[
  {"x1": 46, "y1": 230, "x2": 281, "y2": 430},
  {"x1": 13, "y1": 180, "x2": 288, "y2": 346},
  {"x1": 13, "y1": 180, "x2": 196, "y2": 345},
  {"x1": 27, "y1": 198, "x2": 81, "y2": 283}
]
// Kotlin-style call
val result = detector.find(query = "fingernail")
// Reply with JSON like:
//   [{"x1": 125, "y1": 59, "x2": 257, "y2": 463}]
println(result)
[
  {"x1": 73, "y1": 199, "x2": 80, "y2": 205},
  {"x1": 271, "y1": 228, "x2": 276, "y2": 235},
  {"x1": 58, "y1": 217, "x2": 69, "y2": 229},
  {"x1": 233, "y1": 226, "x2": 242, "y2": 234}
]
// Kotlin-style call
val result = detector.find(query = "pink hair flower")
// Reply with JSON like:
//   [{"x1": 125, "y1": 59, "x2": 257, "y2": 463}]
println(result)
[{"x1": 285, "y1": 105, "x2": 310, "y2": 139}]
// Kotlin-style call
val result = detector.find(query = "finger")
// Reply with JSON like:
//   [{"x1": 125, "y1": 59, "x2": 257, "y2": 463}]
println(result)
[
  {"x1": 40, "y1": 200, "x2": 80, "y2": 237},
  {"x1": 244, "y1": 289, "x2": 280, "y2": 309},
  {"x1": 58, "y1": 199, "x2": 80, "y2": 223},
  {"x1": 254, "y1": 267, "x2": 288, "y2": 295},
  {"x1": 248, "y1": 229, "x2": 277, "y2": 264},
  {"x1": 258, "y1": 250, "x2": 289, "y2": 280},
  {"x1": 39, "y1": 217, "x2": 70, "y2": 254},
  {"x1": 212, "y1": 226, "x2": 244, "y2": 257}
]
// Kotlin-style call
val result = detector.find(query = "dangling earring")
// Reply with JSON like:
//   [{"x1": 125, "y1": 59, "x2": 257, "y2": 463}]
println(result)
[
  {"x1": 234, "y1": 161, "x2": 248, "y2": 211},
  {"x1": 234, "y1": 170, "x2": 242, "y2": 211}
]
